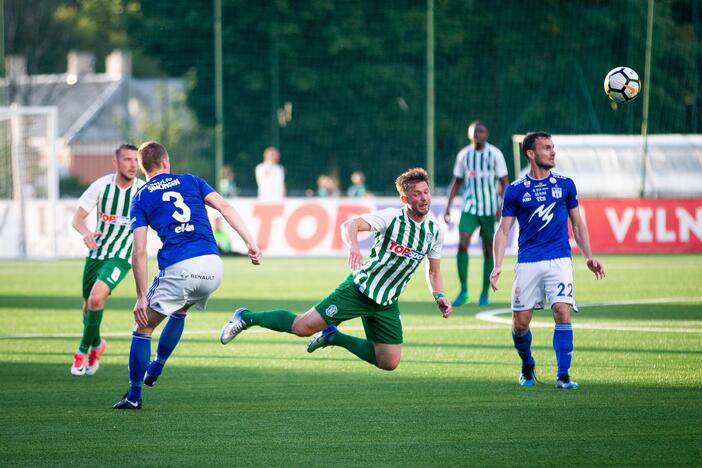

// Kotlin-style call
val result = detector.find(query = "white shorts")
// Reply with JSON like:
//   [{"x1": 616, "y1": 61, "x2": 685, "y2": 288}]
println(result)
[
  {"x1": 511, "y1": 257, "x2": 575, "y2": 311},
  {"x1": 145, "y1": 254, "x2": 224, "y2": 316}
]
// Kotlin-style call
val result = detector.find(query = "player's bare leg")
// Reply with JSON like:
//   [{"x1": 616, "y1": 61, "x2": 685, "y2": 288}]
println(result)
[
  {"x1": 552, "y1": 303, "x2": 578, "y2": 389},
  {"x1": 512, "y1": 309, "x2": 536, "y2": 386}
]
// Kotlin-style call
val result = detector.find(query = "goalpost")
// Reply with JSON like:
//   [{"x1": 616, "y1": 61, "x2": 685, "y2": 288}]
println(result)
[{"x1": 0, "y1": 106, "x2": 59, "y2": 258}]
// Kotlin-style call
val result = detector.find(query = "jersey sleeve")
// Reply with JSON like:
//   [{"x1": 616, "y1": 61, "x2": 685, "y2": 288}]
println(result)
[
  {"x1": 452, "y1": 149, "x2": 466, "y2": 178},
  {"x1": 501, "y1": 184, "x2": 518, "y2": 217},
  {"x1": 493, "y1": 147, "x2": 508, "y2": 178},
  {"x1": 361, "y1": 208, "x2": 397, "y2": 233},
  {"x1": 129, "y1": 195, "x2": 148, "y2": 230},
  {"x1": 427, "y1": 225, "x2": 444, "y2": 259},
  {"x1": 566, "y1": 179, "x2": 579, "y2": 210},
  {"x1": 77, "y1": 179, "x2": 102, "y2": 212}
]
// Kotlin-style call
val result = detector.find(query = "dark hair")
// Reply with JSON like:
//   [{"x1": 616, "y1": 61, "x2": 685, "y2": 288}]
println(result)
[
  {"x1": 114, "y1": 143, "x2": 138, "y2": 158},
  {"x1": 522, "y1": 131, "x2": 552, "y2": 155},
  {"x1": 395, "y1": 167, "x2": 429, "y2": 196},
  {"x1": 137, "y1": 141, "x2": 168, "y2": 172},
  {"x1": 468, "y1": 120, "x2": 486, "y2": 131}
]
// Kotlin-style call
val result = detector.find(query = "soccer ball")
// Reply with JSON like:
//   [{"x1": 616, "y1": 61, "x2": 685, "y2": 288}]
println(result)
[{"x1": 604, "y1": 67, "x2": 641, "y2": 103}]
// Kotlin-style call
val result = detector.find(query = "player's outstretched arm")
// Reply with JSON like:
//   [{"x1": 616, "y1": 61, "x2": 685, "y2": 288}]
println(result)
[
  {"x1": 568, "y1": 207, "x2": 606, "y2": 280},
  {"x1": 205, "y1": 192, "x2": 261, "y2": 265},
  {"x1": 443, "y1": 177, "x2": 463, "y2": 224},
  {"x1": 131, "y1": 227, "x2": 150, "y2": 327},
  {"x1": 341, "y1": 217, "x2": 371, "y2": 270},
  {"x1": 72, "y1": 207, "x2": 101, "y2": 250},
  {"x1": 426, "y1": 258, "x2": 451, "y2": 318},
  {"x1": 490, "y1": 216, "x2": 515, "y2": 291}
]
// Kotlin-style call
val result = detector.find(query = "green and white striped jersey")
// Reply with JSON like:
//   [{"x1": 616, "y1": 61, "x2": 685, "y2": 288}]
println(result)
[
  {"x1": 353, "y1": 207, "x2": 443, "y2": 306},
  {"x1": 78, "y1": 173, "x2": 145, "y2": 261},
  {"x1": 453, "y1": 142, "x2": 508, "y2": 216}
]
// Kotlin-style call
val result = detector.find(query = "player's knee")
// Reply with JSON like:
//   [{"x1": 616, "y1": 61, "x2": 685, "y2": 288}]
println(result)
[
  {"x1": 376, "y1": 356, "x2": 400, "y2": 371},
  {"x1": 291, "y1": 320, "x2": 314, "y2": 337},
  {"x1": 87, "y1": 294, "x2": 106, "y2": 310}
]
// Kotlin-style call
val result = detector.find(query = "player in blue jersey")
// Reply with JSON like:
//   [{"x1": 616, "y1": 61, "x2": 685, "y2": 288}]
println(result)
[
  {"x1": 113, "y1": 141, "x2": 261, "y2": 409},
  {"x1": 490, "y1": 132, "x2": 605, "y2": 389}
]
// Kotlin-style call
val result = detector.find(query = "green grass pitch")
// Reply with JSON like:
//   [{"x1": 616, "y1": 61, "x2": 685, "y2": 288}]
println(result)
[{"x1": 1, "y1": 254, "x2": 701, "y2": 466}]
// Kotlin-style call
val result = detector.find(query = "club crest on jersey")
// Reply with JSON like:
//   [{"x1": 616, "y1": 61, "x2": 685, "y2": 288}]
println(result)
[
  {"x1": 388, "y1": 240, "x2": 425, "y2": 261},
  {"x1": 522, "y1": 192, "x2": 532, "y2": 203},
  {"x1": 523, "y1": 180, "x2": 531, "y2": 188},
  {"x1": 325, "y1": 305, "x2": 338, "y2": 317},
  {"x1": 551, "y1": 187, "x2": 562, "y2": 199}
]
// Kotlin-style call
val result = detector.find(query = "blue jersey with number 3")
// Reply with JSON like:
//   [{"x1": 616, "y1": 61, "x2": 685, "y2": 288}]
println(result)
[
  {"x1": 501, "y1": 171, "x2": 578, "y2": 263},
  {"x1": 130, "y1": 173, "x2": 219, "y2": 269}
]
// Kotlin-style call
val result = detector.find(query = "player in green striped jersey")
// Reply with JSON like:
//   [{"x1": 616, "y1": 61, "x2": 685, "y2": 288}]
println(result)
[
  {"x1": 444, "y1": 121, "x2": 508, "y2": 307},
  {"x1": 70, "y1": 144, "x2": 145, "y2": 376},
  {"x1": 220, "y1": 168, "x2": 452, "y2": 370}
]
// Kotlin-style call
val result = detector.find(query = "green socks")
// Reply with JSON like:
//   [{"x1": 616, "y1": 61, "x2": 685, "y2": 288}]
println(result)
[
  {"x1": 329, "y1": 331, "x2": 378, "y2": 366},
  {"x1": 457, "y1": 252, "x2": 468, "y2": 292},
  {"x1": 241, "y1": 309, "x2": 296, "y2": 333},
  {"x1": 482, "y1": 256, "x2": 494, "y2": 295},
  {"x1": 79, "y1": 309, "x2": 104, "y2": 354}
]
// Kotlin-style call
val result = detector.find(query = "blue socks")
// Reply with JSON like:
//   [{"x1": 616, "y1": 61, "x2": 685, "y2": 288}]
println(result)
[
  {"x1": 147, "y1": 314, "x2": 186, "y2": 378},
  {"x1": 127, "y1": 332, "x2": 151, "y2": 401},
  {"x1": 553, "y1": 323, "x2": 573, "y2": 377},
  {"x1": 512, "y1": 328, "x2": 534, "y2": 368}
]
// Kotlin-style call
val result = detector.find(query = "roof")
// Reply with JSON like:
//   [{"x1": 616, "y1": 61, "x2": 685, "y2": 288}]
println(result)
[{"x1": 0, "y1": 73, "x2": 185, "y2": 145}]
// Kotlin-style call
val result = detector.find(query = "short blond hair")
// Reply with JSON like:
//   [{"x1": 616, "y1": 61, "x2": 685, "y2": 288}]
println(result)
[
  {"x1": 138, "y1": 141, "x2": 168, "y2": 172},
  {"x1": 395, "y1": 167, "x2": 429, "y2": 196}
]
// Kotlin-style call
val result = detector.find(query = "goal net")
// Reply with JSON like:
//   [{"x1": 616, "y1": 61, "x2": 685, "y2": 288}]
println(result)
[{"x1": 0, "y1": 106, "x2": 59, "y2": 258}]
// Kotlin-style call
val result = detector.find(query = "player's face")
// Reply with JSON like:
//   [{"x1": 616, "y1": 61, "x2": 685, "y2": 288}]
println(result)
[
  {"x1": 114, "y1": 149, "x2": 138, "y2": 180},
  {"x1": 468, "y1": 124, "x2": 488, "y2": 146},
  {"x1": 530, "y1": 137, "x2": 556, "y2": 169},
  {"x1": 403, "y1": 181, "x2": 431, "y2": 218}
]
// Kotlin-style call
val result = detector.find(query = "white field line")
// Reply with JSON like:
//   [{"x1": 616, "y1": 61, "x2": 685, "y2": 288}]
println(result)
[
  {"x1": 475, "y1": 297, "x2": 702, "y2": 333},
  {"x1": 1, "y1": 297, "x2": 701, "y2": 339}
]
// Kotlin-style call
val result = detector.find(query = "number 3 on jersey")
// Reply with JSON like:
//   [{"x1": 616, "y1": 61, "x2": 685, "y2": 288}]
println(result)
[{"x1": 162, "y1": 191, "x2": 191, "y2": 223}]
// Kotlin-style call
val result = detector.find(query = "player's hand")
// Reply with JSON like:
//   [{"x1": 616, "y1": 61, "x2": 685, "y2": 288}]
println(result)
[
  {"x1": 495, "y1": 209, "x2": 501, "y2": 222},
  {"x1": 247, "y1": 243, "x2": 262, "y2": 265},
  {"x1": 437, "y1": 297, "x2": 452, "y2": 318},
  {"x1": 490, "y1": 266, "x2": 502, "y2": 291},
  {"x1": 134, "y1": 296, "x2": 149, "y2": 327},
  {"x1": 586, "y1": 258, "x2": 606, "y2": 280},
  {"x1": 347, "y1": 246, "x2": 364, "y2": 270},
  {"x1": 443, "y1": 210, "x2": 451, "y2": 224},
  {"x1": 83, "y1": 230, "x2": 101, "y2": 250}
]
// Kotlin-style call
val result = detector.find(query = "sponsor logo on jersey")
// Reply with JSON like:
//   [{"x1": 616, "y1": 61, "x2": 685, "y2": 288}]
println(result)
[
  {"x1": 147, "y1": 177, "x2": 182, "y2": 192},
  {"x1": 549, "y1": 177, "x2": 557, "y2": 184},
  {"x1": 551, "y1": 187, "x2": 562, "y2": 199},
  {"x1": 522, "y1": 192, "x2": 532, "y2": 203},
  {"x1": 190, "y1": 274, "x2": 215, "y2": 280},
  {"x1": 98, "y1": 212, "x2": 131, "y2": 226},
  {"x1": 388, "y1": 240, "x2": 425, "y2": 261},
  {"x1": 465, "y1": 169, "x2": 477, "y2": 178},
  {"x1": 325, "y1": 305, "x2": 338, "y2": 317},
  {"x1": 175, "y1": 223, "x2": 195, "y2": 233},
  {"x1": 528, "y1": 202, "x2": 557, "y2": 231}
]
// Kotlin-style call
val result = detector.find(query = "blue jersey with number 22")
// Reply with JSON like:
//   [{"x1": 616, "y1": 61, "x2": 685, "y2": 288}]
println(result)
[
  {"x1": 130, "y1": 173, "x2": 219, "y2": 270},
  {"x1": 501, "y1": 171, "x2": 578, "y2": 263}
]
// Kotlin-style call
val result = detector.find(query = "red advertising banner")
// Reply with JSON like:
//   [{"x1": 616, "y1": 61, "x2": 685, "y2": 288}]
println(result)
[{"x1": 579, "y1": 198, "x2": 702, "y2": 253}]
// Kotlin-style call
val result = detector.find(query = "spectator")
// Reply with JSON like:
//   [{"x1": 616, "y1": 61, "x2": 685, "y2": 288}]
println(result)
[
  {"x1": 212, "y1": 216, "x2": 232, "y2": 254},
  {"x1": 316, "y1": 174, "x2": 340, "y2": 197},
  {"x1": 255, "y1": 146, "x2": 285, "y2": 201},
  {"x1": 347, "y1": 171, "x2": 367, "y2": 198},
  {"x1": 219, "y1": 165, "x2": 238, "y2": 198}
]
